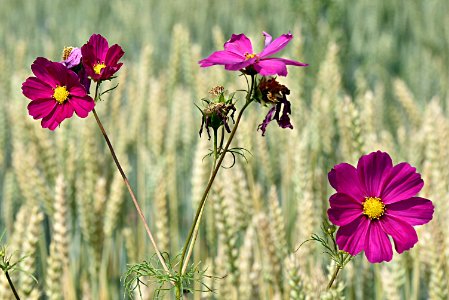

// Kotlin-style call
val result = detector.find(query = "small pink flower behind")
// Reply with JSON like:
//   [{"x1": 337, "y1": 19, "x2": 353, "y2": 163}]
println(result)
[
  {"x1": 327, "y1": 151, "x2": 434, "y2": 263},
  {"x1": 199, "y1": 32, "x2": 308, "y2": 76},
  {"x1": 81, "y1": 34, "x2": 124, "y2": 82},
  {"x1": 22, "y1": 57, "x2": 95, "y2": 130}
]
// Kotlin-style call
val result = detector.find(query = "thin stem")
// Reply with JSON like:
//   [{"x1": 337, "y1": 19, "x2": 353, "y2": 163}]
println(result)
[
  {"x1": 180, "y1": 129, "x2": 219, "y2": 275},
  {"x1": 327, "y1": 265, "x2": 341, "y2": 290},
  {"x1": 5, "y1": 271, "x2": 20, "y2": 300},
  {"x1": 179, "y1": 75, "x2": 256, "y2": 275},
  {"x1": 91, "y1": 83, "x2": 170, "y2": 275}
]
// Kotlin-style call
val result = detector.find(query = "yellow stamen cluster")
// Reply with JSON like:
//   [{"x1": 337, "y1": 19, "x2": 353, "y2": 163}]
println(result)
[
  {"x1": 62, "y1": 46, "x2": 74, "y2": 60},
  {"x1": 362, "y1": 197, "x2": 385, "y2": 220},
  {"x1": 245, "y1": 53, "x2": 257, "y2": 60},
  {"x1": 53, "y1": 86, "x2": 70, "y2": 104},
  {"x1": 93, "y1": 63, "x2": 106, "y2": 74}
]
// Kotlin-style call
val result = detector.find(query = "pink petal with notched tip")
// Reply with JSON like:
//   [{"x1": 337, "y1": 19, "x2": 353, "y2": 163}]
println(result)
[
  {"x1": 328, "y1": 163, "x2": 366, "y2": 202},
  {"x1": 224, "y1": 34, "x2": 253, "y2": 56},
  {"x1": 381, "y1": 162, "x2": 424, "y2": 204},
  {"x1": 253, "y1": 59, "x2": 288, "y2": 76},
  {"x1": 357, "y1": 151, "x2": 393, "y2": 197},
  {"x1": 31, "y1": 57, "x2": 59, "y2": 87},
  {"x1": 380, "y1": 215, "x2": 418, "y2": 254},
  {"x1": 22, "y1": 77, "x2": 54, "y2": 100},
  {"x1": 336, "y1": 216, "x2": 370, "y2": 256},
  {"x1": 27, "y1": 99, "x2": 57, "y2": 119},
  {"x1": 386, "y1": 197, "x2": 434, "y2": 226},
  {"x1": 41, "y1": 105, "x2": 60, "y2": 130},
  {"x1": 89, "y1": 34, "x2": 109, "y2": 60},
  {"x1": 69, "y1": 96, "x2": 95, "y2": 118},
  {"x1": 327, "y1": 193, "x2": 362, "y2": 226},
  {"x1": 258, "y1": 33, "x2": 293, "y2": 58},
  {"x1": 199, "y1": 50, "x2": 246, "y2": 67},
  {"x1": 262, "y1": 31, "x2": 272, "y2": 47},
  {"x1": 266, "y1": 57, "x2": 309, "y2": 67},
  {"x1": 364, "y1": 221, "x2": 393, "y2": 263},
  {"x1": 105, "y1": 44, "x2": 125, "y2": 66}
]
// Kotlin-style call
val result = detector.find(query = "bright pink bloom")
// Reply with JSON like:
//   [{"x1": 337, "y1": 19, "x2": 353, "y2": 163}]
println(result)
[
  {"x1": 81, "y1": 34, "x2": 124, "y2": 81},
  {"x1": 22, "y1": 57, "x2": 95, "y2": 130},
  {"x1": 199, "y1": 32, "x2": 308, "y2": 76},
  {"x1": 327, "y1": 151, "x2": 434, "y2": 263}
]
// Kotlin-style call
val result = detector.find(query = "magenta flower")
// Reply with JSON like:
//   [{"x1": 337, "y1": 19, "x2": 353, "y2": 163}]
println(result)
[
  {"x1": 81, "y1": 34, "x2": 124, "y2": 82},
  {"x1": 199, "y1": 32, "x2": 308, "y2": 76},
  {"x1": 22, "y1": 57, "x2": 95, "y2": 130},
  {"x1": 327, "y1": 151, "x2": 434, "y2": 263}
]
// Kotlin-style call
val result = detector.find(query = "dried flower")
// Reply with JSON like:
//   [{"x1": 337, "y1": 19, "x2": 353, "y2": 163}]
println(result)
[
  {"x1": 256, "y1": 77, "x2": 293, "y2": 135},
  {"x1": 22, "y1": 57, "x2": 95, "y2": 130},
  {"x1": 199, "y1": 87, "x2": 236, "y2": 139},
  {"x1": 327, "y1": 151, "x2": 434, "y2": 263},
  {"x1": 199, "y1": 32, "x2": 307, "y2": 76},
  {"x1": 81, "y1": 34, "x2": 124, "y2": 82}
]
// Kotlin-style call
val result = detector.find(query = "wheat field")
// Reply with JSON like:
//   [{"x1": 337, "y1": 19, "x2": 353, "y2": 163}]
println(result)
[{"x1": 0, "y1": 0, "x2": 448, "y2": 299}]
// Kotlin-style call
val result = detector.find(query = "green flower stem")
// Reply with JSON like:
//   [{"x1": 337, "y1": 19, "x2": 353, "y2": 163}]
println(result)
[
  {"x1": 91, "y1": 83, "x2": 170, "y2": 275},
  {"x1": 326, "y1": 265, "x2": 341, "y2": 290},
  {"x1": 327, "y1": 253, "x2": 351, "y2": 290},
  {"x1": 5, "y1": 271, "x2": 20, "y2": 300},
  {"x1": 180, "y1": 129, "x2": 219, "y2": 275},
  {"x1": 178, "y1": 75, "x2": 256, "y2": 279}
]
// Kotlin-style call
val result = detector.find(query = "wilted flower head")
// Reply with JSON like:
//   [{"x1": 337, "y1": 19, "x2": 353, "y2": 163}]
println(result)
[
  {"x1": 199, "y1": 86, "x2": 236, "y2": 139},
  {"x1": 327, "y1": 151, "x2": 434, "y2": 263},
  {"x1": 199, "y1": 31, "x2": 308, "y2": 76},
  {"x1": 256, "y1": 77, "x2": 293, "y2": 135},
  {"x1": 22, "y1": 57, "x2": 95, "y2": 130},
  {"x1": 61, "y1": 46, "x2": 91, "y2": 93},
  {"x1": 81, "y1": 34, "x2": 124, "y2": 82}
]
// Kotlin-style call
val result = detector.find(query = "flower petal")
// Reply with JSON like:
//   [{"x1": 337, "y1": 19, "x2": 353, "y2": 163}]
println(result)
[
  {"x1": 328, "y1": 163, "x2": 366, "y2": 202},
  {"x1": 364, "y1": 221, "x2": 393, "y2": 263},
  {"x1": 69, "y1": 96, "x2": 95, "y2": 118},
  {"x1": 257, "y1": 106, "x2": 276, "y2": 136},
  {"x1": 259, "y1": 33, "x2": 293, "y2": 58},
  {"x1": 262, "y1": 31, "x2": 272, "y2": 47},
  {"x1": 357, "y1": 151, "x2": 393, "y2": 197},
  {"x1": 89, "y1": 34, "x2": 109, "y2": 60},
  {"x1": 61, "y1": 48, "x2": 82, "y2": 69},
  {"x1": 386, "y1": 197, "x2": 434, "y2": 225},
  {"x1": 224, "y1": 34, "x2": 253, "y2": 56},
  {"x1": 380, "y1": 215, "x2": 418, "y2": 254},
  {"x1": 27, "y1": 99, "x2": 57, "y2": 119},
  {"x1": 381, "y1": 162, "x2": 424, "y2": 203},
  {"x1": 105, "y1": 44, "x2": 125, "y2": 66},
  {"x1": 253, "y1": 59, "x2": 288, "y2": 76},
  {"x1": 265, "y1": 57, "x2": 308, "y2": 67},
  {"x1": 199, "y1": 50, "x2": 246, "y2": 67},
  {"x1": 30, "y1": 57, "x2": 59, "y2": 87},
  {"x1": 22, "y1": 77, "x2": 53, "y2": 100},
  {"x1": 56, "y1": 103, "x2": 75, "y2": 123},
  {"x1": 336, "y1": 216, "x2": 370, "y2": 256},
  {"x1": 41, "y1": 105, "x2": 61, "y2": 130},
  {"x1": 328, "y1": 193, "x2": 362, "y2": 226}
]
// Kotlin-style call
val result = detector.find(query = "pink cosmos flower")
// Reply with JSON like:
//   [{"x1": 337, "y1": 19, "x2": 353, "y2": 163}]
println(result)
[
  {"x1": 81, "y1": 34, "x2": 124, "y2": 82},
  {"x1": 61, "y1": 47, "x2": 91, "y2": 93},
  {"x1": 327, "y1": 151, "x2": 434, "y2": 263},
  {"x1": 22, "y1": 57, "x2": 95, "y2": 130},
  {"x1": 199, "y1": 32, "x2": 308, "y2": 76}
]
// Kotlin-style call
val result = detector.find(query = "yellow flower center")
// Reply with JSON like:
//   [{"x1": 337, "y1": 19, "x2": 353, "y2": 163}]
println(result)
[
  {"x1": 62, "y1": 46, "x2": 74, "y2": 60},
  {"x1": 53, "y1": 86, "x2": 69, "y2": 104},
  {"x1": 93, "y1": 63, "x2": 106, "y2": 74},
  {"x1": 245, "y1": 53, "x2": 257, "y2": 60},
  {"x1": 362, "y1": 197, "x2": 385, "y2": 220}
]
